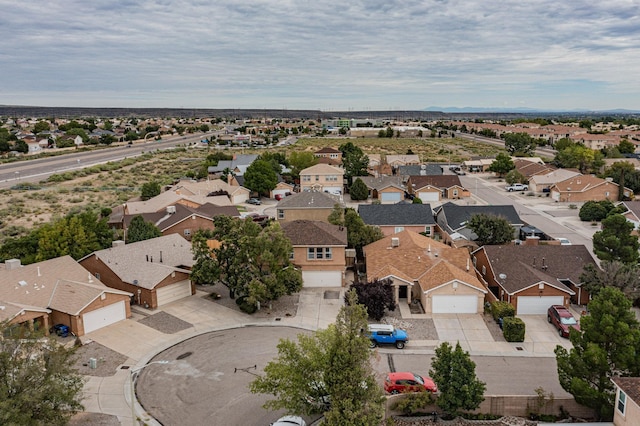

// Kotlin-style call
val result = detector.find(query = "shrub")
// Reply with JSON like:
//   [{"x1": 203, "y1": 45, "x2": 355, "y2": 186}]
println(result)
[
  {"x1": 502, "y1": 317, "x2": 525, "y2": 342},
  {"x1": 491, "y1": 301, "x2": 515, "y2": 322},
  {"x1": 236, "y1": 296, "x2": 257, "y2": 314},
  {"x1": 391, "y1": 392, "x2": 434, "y2": 415}
]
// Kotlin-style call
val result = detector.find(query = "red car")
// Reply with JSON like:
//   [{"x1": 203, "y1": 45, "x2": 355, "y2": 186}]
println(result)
[
  {"x1": 547, "y1": 305, "x2": 580, "y2": 338},
  {"x1": 384, "y1": 372, "x2": 438, "y2": 394}
]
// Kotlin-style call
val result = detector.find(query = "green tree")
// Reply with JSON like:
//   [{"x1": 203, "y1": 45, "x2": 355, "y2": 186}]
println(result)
[
  {"x1": 554, "y1": 144, "x2": 603, "y2": 173},
  {"x1": 13, "y1": 140, "x2": 28, "y2": 153},
  {"x1": 33, "y1": 121, "x2": 50, "y2": 134},
  {"x1": 349, "y1": 178, "x2": 369, "y2": 201},
  {"x1": 605, "y1": 161, "x2": 640, "y2": 194},
  {"x1": 99, "y1": 134, "x2": 115, "y2": 145},
  {"x1": 339, "y1": 142, "x2": 369, "y2": 186},
  {"x1": 580, "y1": 261, "x2": 640, "y2": 301},
  {"x1": 487, "y1": 152, "x2": 514, "y2": 177},
  {"x1": 429, "y1": 341, "x2": 486, "y2": 416},
  {"x1": 579, "y1": 200, "x2": 615, "y2": 222},
  {"x1": 343, "y1": 209, "x2": 384, "y2": 256},
  {"x1": 288, "y1": 151, "x2": 318, "y2": 180},
  {"x1": 618, "y1": 139, "x2": 635, "y2": 154},
  {"x1": 467, "y1": 213, "x2": 514, "y2": 245},
  {"x1": 244, "y1": 160, "x2": 278, "y2": 196},
  {"x1": 555, "y1": 287, "x2": 640, "y2": 420},
  {"x1": 140, "y1": 181, "x2": 161, "y2": 201},
  {"x1": 349, "y1": 278, "x2": 395, "y2": 321},
  {"x1": 191, "y1": 217, "x2": 301, "y2": 304},
  {"x1": 554, "y1": 137, "x2": 575, "y2": 151},
  {"x1": 327, "y1": 204, "x2": 345, "y2": 226},
  {"x1": 250, "y1": 290, "x2": 385, "y2": 424},
  {"x1": 126, "y1": 215, "x2": 162, "y2": 243},
  {"x1": 412, "y1": 197, "x2": 423, "y2": 204},
  {"x1": 592, "y1": 214, "x2": 639, "y2": 264},
  {"x1": 504, "y1": 169, "x2": 526, "y2": 185},
  {"x1": 503, "y1": 132, "x2": 536, "y2": 156},
  {"x1": 66, "y1": 127, "x2": 89, "y2": 143},
  {"x1": 0, "y1": 323, "x2": 84, "y2": 425},
  {"x1": 36, "y1": 212, "x2": 112, "y2": 261}
]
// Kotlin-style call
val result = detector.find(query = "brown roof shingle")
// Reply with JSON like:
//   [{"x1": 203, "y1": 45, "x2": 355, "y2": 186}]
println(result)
[{"x1": 281, "y1": 220, "x2": 347, "y2": 246}]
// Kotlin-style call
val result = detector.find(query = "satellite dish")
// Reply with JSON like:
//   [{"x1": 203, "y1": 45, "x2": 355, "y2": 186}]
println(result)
[
  {"x1": 133, "y1": 279, "x2": 139, "y2": 285},
  {"x1": 498, "y1": 274, "x2": 507, "y2": 280}
]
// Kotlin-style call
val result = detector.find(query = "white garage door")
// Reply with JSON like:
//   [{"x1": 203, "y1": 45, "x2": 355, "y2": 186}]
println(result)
[
  {"x1": 517, "y1": 296, "x2": 564, "y2": 315},
  {"x1": 418, "y1": 192, "x2": 440, "y2": 202},
  {"x1": 83, "y1": 301, "x2": 126, "y2": 334},
  {"x1": 303, "y1": 271, "x2": 342, "y2": 287},
  {"x1": 432, "y1": 295, "x2": 478, "y2": 314},
  {"x1": 380, "y1": 192, "x2": 402, "y2": 203},
  {"x1": 156, "y1": 281, "x2": 192, "y2": 306}
]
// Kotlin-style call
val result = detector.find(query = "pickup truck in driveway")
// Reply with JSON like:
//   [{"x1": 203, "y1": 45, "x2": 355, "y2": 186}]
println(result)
[{"x1": 505, "y1": 183, "x2": 528, "y2": 192}]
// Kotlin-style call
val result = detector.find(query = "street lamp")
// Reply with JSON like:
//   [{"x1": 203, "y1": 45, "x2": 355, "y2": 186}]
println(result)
[{"x1": 130, "y1": 360, "x2": 170, "y2": 425}]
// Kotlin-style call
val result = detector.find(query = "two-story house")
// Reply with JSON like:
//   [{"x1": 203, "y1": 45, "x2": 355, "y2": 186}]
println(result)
[
  {"x1": 314, "y1": 147, "x2": 342, "y2": 165},
  {"x1": 299, "y1": 164, "x2": 344, "y2": 194},
  {"x1": 358, "y1": 204, "x2": 436, "y2": 237}
]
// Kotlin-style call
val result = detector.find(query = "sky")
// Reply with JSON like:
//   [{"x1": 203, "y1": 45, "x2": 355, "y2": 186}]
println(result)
[{"x1": 1, "y1": 0, "x2": 640, "y2": 112}]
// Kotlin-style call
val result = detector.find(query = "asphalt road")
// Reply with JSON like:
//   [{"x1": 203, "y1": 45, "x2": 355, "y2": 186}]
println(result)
[{"x1": 135, "y1": 327, "x2": 568, "y2": 426}]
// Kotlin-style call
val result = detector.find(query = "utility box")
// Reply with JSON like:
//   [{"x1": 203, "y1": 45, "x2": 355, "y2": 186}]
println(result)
[{"x1": 89, "y1": 358, "x2": 97, "y2": 369}]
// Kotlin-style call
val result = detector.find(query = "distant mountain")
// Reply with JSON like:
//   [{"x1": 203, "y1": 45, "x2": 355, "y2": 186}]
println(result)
[{"x1": 425, "y1": 106, "x2": 640, "y2": 114}]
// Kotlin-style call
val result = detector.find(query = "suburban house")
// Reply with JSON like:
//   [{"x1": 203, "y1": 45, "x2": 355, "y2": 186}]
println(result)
[
  {"x1": 550, "y1": 174, "x2": 631, "y2": 202},
  {"x1": 612, "y1": 377, "x2": 640, "y2": 426},
  {"x1": 299, "y1": 163, "x2": 344, "y2": 194},
  {"x1": 434, "y1": 202, "x2": 524, "y2": 247},
  {"x1": 276, "y1": 191, "x2": 343, "y2": 223},
  {"x1": 472, "y1": 244, "x2": 596, "y2": 313},
  {"x1": 619, "y1": 200, "x2": 640, "y2": 232},
  {"x1": 367, "y1": 154, "x2": 393, "y2": 177},
  {"x1": 170, "y1": 178, "x2": 251, "y2": 205},
  {"x1": 462, "y1": 158, "x2": 494, "y2": 172},
  {"x1": 396, "y1": 164, "x2": 443, "y2": 178},
  {"x1": 407, "y1": 175, "x2": 470, "y2": 202},
  {"x1": 512, "y1": 158, "x2": 555, "y2": 179},
  {"x1": 358, "y1": 176, "x2": 406, "y2": 203},
  {"x1": 0, "y1": 256, "x2": 132, "y2": 337},
  {"x1": 363, "y1": 231, "x2": 487, "y2": 313},
  {"x1": 207, "y1": 154, "x2": 259, "y2": 177},
  {"x1": 281, "y1": 220, "x2": 347, "y2": 287},
  {"x1": 314, "y1": 147, "x2": 342, "y2": 165},
  {"x1": 79, "y1": 234, "x2": 194, "y2": 310},
  {"x1": 528, "y1": 169, "x2": 581, "y2": 193},
  {"x1": 270, "y1": 181, "x2": 295, "y2": 199},
  {"x1": 386, "y1": 154, "x2": 420, "y2": 168},
  {"x1": 358, "y1": 204, "x2": 436, "y2": 237},
  {"x1": 122, "y1": 202, "x2": 239, "y2": 241}
]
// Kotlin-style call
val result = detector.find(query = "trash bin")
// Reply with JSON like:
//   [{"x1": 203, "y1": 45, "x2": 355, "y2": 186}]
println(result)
[{"x1": 89, "y1": 358, "x2": 97, "y2": 369}]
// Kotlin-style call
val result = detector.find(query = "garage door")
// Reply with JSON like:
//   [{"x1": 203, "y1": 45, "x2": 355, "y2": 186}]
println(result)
[
  {"x1": 380, "y1": 192, "x2": 402, "y2": 203},
  {"x1": 418, "y1": 192, "x2": 440, "y2": 202},
  {"x1": 517, "y1": 296, "x2": 564, "y2": 315},
  {"x1": 432, "y1": 295, "x2": 478, "y2": 314},
  {"x1": 302, "y1": 271, "x2": 342, "y2": 287},
  {"x1": 156, "y1": 281, "x2": 192, "y2": 306},
  {"x1": 83, "y1": 301, "x2": 126, "y2": 334}
]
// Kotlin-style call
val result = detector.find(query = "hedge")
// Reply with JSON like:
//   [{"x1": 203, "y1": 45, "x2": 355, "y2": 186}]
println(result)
[{"x1": 502, "y1": 317, "x2": 525, "y2": 342}]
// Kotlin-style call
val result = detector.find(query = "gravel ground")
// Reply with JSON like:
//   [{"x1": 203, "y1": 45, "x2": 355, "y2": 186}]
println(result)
[
  {"x1": 138, "y1": 311, "x2": 193, "y2": 334},
  {"x1": 72, "y1": 341, "x2": 128, "y2": 378},
  {"x1": 198, "y1": 283, "x2": 300, "y2": 319}
]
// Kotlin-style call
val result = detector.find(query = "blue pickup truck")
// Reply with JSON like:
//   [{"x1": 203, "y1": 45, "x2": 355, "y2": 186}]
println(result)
[{"x1": 368, "y1": 324, "x2": 409, "y2": 349}]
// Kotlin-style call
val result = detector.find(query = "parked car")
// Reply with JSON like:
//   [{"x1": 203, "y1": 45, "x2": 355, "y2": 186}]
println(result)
[
  {"x1": 367, "y1": 324, "x2": 408, "y2": 349},
  {"x1": 247, "y1": 197, "x2": 261, "y2": 205},
  {"x1": 547, "y1": 305, "x2": 580, "y2": 338},
  {"x1": 384, "y1": 372, "x2": 438, "y2": 394},
  {"x1": 557, "y1": 238, "x2": 572, "y2": 245},
  {"x1": 271, "y1": 416, "x2": 306, "y2": 426},
  {"x1": 275, "y1": 194, "x2": 285, "y2": 201},
  {"x1": 505, "y1": 183, "x2": 528, "y2": 192}
]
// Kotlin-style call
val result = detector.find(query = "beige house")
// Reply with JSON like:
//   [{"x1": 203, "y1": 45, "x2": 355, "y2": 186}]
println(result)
[
  {"x1": 314, "y1": 147, "x2": 342, "y2": 165},
  {"x1": 386, "y1": 154, "x2": 420, "y2": 168},
  {"x1": 550, "y1": 174, "x2": 631, "y2": 203},
  {"x1": 528, "y1": 169, "x2": 581, "y2": 193},
  {"x1": 363, "y1": 231, "x2": 486, "y2": 312},
  {"x1": 276, "y1": 191, "x2": 343, "y2": 223},
  {"x1": 0, "y1": 256, "x2": 132, "y2": 337},
  {"x1": 281, "y1": 220, "x2": 347, "y2": 287},
  {"x1": 299, "y1": 164, "x2": 344, "y2": 194},
  {"x1": 612, "y1": 377, "x2": 640, "y2": 426}
]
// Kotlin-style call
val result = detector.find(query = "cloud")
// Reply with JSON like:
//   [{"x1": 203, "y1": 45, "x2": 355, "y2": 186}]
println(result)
[{"x1": 1, "y1": 0, "x2": 639, "y2": 110}]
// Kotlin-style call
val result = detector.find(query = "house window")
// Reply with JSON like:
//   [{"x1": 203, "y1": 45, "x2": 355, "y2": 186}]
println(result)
[
  {"x1": 315, "y1": 175, "x2": 320, "y2": 181},
  {"x1": 605, "y1": 191, "x2": 610, "y2": 197},
  {"x1": 481, "y1": 265, "x2": 486, "y2": 275},
  {"x1": 394, "y1": 226, "x2": 405, "y2": 234},
  {"x1": 330, "y1": 153, "x2": 338, "y2": 159},
  {"x1": 452, "y1": 189, "x2": 458, "y2": 197},
  {"x1": 424, "y1": 226, "x2": 431, "y2": 236},
  {"x1": 184, "y1": 229, "x2": 191, "y2": 237},
  {"x1": 302, "y1": 175, "x2": 311, "y2": 182},
  {"x1": 618, "y1": 390, "x2": 626, "y2": 414},
  {"x1": 307, "y1": 247, "x2": 332, "y2": 260},
  {"x1": 278, "y1": 209, "x2": 284, "y2": 219},
  {"x1": 289, "y1": 251, "x2": 294, "y2": 260},
  {"x1": 472, "y1": 256, "x2": 477, "y2": 267}
]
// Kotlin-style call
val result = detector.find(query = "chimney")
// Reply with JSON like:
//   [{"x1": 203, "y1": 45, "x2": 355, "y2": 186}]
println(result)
[
  {"x1": 391, "y1": 237, "x2": 400, "y2": 247},
  {"x1": 112, "y1": 240, "x2": 125, "y2": 248}
]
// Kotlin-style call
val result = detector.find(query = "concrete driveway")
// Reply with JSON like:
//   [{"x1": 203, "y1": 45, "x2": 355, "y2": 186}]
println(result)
[{"x1": 519, "y1": 315, "x2": 574, "y2": 354}]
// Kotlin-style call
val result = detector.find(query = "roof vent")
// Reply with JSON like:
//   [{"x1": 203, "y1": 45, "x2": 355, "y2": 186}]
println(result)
[
  {"x1": 391, "y1": 237, "x2": 400, "y2": 247},
  {"x1": 167, "y1": 205, "x2": 176, "y2": 214},
  {"x1": 18, "y1": 280, "x2": 27, "y2": 287}
]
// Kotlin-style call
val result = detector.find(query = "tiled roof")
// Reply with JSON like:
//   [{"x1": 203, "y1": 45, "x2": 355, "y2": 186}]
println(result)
[
  {"x1": 552, "y1": 175, "x2": 617, "y2": 192},
  {"x1": 621, "y1": 200, "x2": 640, "y2": 219},
  {"x1": 315, "y1": 147, "x2": 340, "y2": 153},
  {"x1": 409, "y1": 175, "x2": 463, "y2": 190},
  {"x1": 277, "y1": 191, "x2": 343, "y2": 209},
  {"x1": 281, "y1": 220, "x2": 347, "y2": 246},
  {"x1": 358, "y1": 176, "x2": 404, "y2": 190},
  {"x1": 0, "y1": 256, "x2": 130, "y2": 317},
  {"x1": 300, "y1": 163, "x2": 344, "y2": 175},
  {"x1": 124, "y1": 203, "x2": 239, "y2": 230},
  {"x1": 86, "y1": 234, "x2": 193, "y2": 290},
  {"x1": 477, "y1": 245, "x2": 597, "y2": 294},
  {"x1": 417, "y1": 260, "x2": 486, "y2": 293},
  {"x1": 397, "y1": 164, "x2": 443, "y2": 176},
  {"x1": 364, "y1": 230, "x2": 473, "y2": 283},
  {"x1": 612, "y1": 377, "x2": 640, "y2": 403},
  {"x1": 358, "y1": 204, "x2": 435, "y2": 226}
]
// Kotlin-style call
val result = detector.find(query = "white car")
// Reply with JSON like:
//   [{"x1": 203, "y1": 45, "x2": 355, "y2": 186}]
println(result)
[
  {"x1": 271, "y1": 416, "x2": 306, "y2": 426},
  {"x1": 557, "y1": 238, "x2": 572, "y2": 245}
]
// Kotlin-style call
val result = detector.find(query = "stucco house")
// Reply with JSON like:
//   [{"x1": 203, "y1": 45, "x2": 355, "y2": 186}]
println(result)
[
  {"x1": 314, "y1": 147, "x2": 342, "y2": 165},
  {"x1": 612, "y1": 377, "x2": 640, "y2": 426},
  {"x1": 386, "y1": 154, "x2": 420, "y2": 168},
  {"x1": 550, "y1": 174, "x2": 631, "y2": 203},
  {"x1": 79, "y1": 234, "x2": 194, "y2": 310},
  {"x1": 276, "y1": 191, "x2": 343, "y2": 223},
  {"x1": 528, "y1": 169, "x2": 581, "y2": 193},
  {"x1": 0, "y1": 256, "x2": 132, "y2": 337},
  {"x1": 358, "y1": 176, "x2": 405, "y2": 203},
  {"x1": 358, "y1": 204, "x2": 436, "y2": 237},
  {"x1": 207, "y1": 154, "x2": 259, "y2": 177},
  {"x1": 363, "y1": 230, "x2": 487, "y2": 313},
  {"x1": 281, "y1": 220, "x2": 347, "y2": 287},
  {"x1": 472, "y1": 244, "x2": 596, "y2": 313},
  {"x1": 299, "y1": 163, "x2": 344, "y2": 194},
  {"x1": 407, "y1": 175, "x2": 470, "y2": 202}
]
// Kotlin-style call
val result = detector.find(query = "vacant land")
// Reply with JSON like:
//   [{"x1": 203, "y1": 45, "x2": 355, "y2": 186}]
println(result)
[{"x1": 0, "y1": 136, "x2": 502, "y2": 244}]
